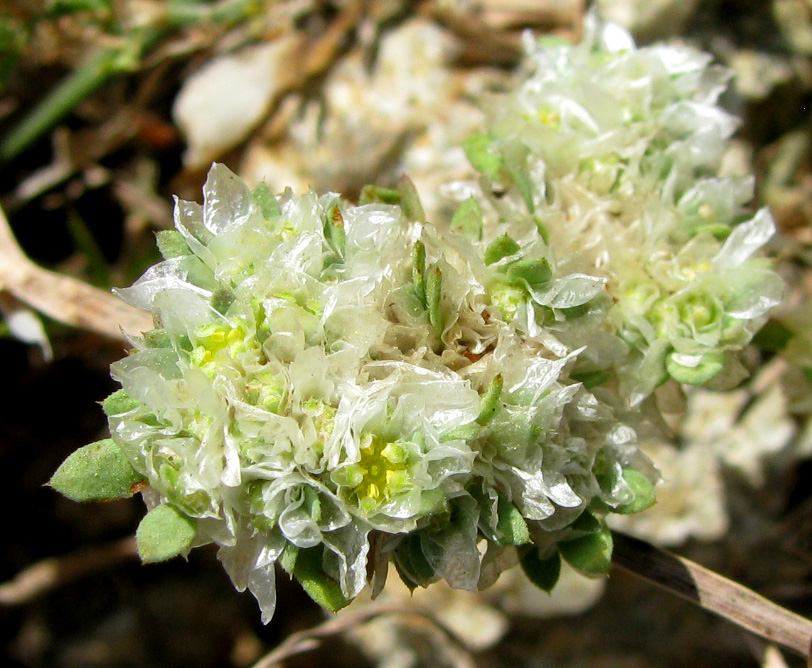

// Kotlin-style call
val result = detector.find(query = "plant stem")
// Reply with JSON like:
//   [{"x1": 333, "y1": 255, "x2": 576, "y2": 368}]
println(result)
[
  {"x1": 1, "y1": 48, "x2": 124, "y2": 162},
  {"x1": 0, "y1": 0, "x2": 260, "y2": 163},
  {"x1": 612, "y1": 531, "x2": 812, "y2": 665}
]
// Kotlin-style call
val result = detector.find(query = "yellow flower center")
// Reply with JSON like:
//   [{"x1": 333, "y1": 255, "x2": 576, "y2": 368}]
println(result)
[
  {"x1": 354, "y1": 436, "x2": 410, "y2": 510},
  {"x1": 191, "y1": 323, "x2": 247, "y2": 368}
]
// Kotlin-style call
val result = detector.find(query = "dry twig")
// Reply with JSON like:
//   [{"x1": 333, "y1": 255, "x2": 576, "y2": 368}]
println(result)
[
  {"x1": 0, "y1": 538, "x2": 138, "y2": 606},
  {"x1": 251, "y1": 603, "x2": 476, "y2": 668},
  {"x1": 0, "y1": 203, "x2": 152, "y2": 341},
  {"x1": 612, "y1": 532, "x2": 812, "y2": 666}
]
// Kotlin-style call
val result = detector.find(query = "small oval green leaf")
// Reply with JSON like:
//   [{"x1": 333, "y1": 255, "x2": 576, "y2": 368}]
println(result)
[
  {"x1": 477, "y1": 374, "x2": 503, "y2": 425},
  {"x1": 397, "y1": 175, "x2": 425, "y2": 223},
  {"x1": 426, "y1": 266, "x2": 444, "y2": 336},
  {"x1": 463, "y1": 134, "x2": 503, "y2": 180},
  {"x1": 252, "y1": 181, "x2": 280, "y2": 219},
  {"x1": 614, "y1": 469, "x2": 657, "y2": 515},
  {"x1": 412, "y1": 241, "x2": 426, "y2": 306},
  {"x1": 49, "y1": 439, "x2": 145, "y2": 502},
  {"x1": 323, "y1": 202, "x2": 346, "y2": 258},
  {"x1": 484, "y1": 235, "x2": 520, "y2": 266},
  {"x1": 559, "y1": 526, "x2": 613, "y2": 576},
  {"x1": 360, "y1": 184, "x2": 401, "y2": 205},
  {"x1": 156, "y1": 230, "x2": 190, "y2": 259},
  {"x1": 570, "y1": 368, "x2": 612, "y2": 389},
  {"x1": 665, "y1": 350, "x2": 724, "y2": 385},
  {"x1": 505, "y1": 257, "x2": 552, "y2": 288},
  {"x1": 394, "y1": 535, "x2": 437, "y2": 591},
  {"x1": 136, "y1": 503, "x2": 197, "y2": 563},
  {"x1": 450, "y1": 197, "x2": 483, "y2": 240},
  {"x1": 294, "y1": 547, "x2": 350, "y2": 612},
  {"x1": 495, "y1": 496, "x2": 530, "y2": 546},
  {"x1": 520, "y1": 547, "x2": 561, "y2": 593},
  {"x1": 102, "y1": 389, "x2": 140, "y2": 417}
]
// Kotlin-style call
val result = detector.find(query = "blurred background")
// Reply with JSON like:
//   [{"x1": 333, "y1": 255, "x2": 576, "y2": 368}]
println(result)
[{"x1": 2, "y1": 1, "x2": 812, "y2": 666}]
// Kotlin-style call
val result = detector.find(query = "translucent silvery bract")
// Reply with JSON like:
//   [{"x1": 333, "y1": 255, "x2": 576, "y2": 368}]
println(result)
[{"x1": 64, "y1": 16, "x2": 782, "y2": 622}]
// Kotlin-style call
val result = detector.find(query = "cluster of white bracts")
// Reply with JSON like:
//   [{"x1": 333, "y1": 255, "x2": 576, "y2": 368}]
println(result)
[{"x1": 89, "y1": 17, "x2": 781, "y2": 621}]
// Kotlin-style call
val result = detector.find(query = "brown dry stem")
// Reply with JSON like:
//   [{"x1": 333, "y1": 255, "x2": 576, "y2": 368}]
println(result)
[
  {"x1": 251, "y1": 603, "x2": 475, "y2": 668},
  {"x1": 0, "y1": 202, "x2": 152, "y2": 341},
  {"x1": 0, "y1": 538, "x2": 138, "y2": 606},
  {"x1": 612, "y1": 532, "x2": 812, "y2": 666}
]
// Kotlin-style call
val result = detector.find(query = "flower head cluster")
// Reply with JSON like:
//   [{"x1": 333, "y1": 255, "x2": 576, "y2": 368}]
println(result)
[
  {"x1": 461, "y1": 16, "x2": 783, "y2": 401},
  {"x1": 51, "y1": 17, "x2": 782, "y2": 621}
]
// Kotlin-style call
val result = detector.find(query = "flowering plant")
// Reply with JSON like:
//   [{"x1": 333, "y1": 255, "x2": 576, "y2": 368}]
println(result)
[{"x1": 50, "y1": 16, "x2": 782, "y2": 621}]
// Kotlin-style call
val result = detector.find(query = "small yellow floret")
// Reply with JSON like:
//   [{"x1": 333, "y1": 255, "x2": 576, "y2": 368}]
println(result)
[{"x1": 354, "y1": 436, "x2": 411, "y2": 508}]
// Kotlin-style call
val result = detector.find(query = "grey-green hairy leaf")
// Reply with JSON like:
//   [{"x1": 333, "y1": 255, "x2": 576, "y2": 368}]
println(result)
[
  {"x1": 450, "y1": 197, "x2": 483, "y2": 240},
  {"x1": 477, "y1": 374, "x2": 503, "y2": 425},
  {"x1": 614, "y1": 469, "x2": 657, "y2": 515},
  {"x1": 102, "y1": 389, "x2": 140, "y2": 417},
  {"x1": 495, "y1": 496, "x2": 530, "y2": 546},
  {"x1": 506, "y1": 258, "x2": 552, "y2": 288},
  {"x1": 463, "y1": 134, "x2": 503, "y2": 180},
  {"x1": 666, "y1": 350, "x2": 725, "y2": 385},
  {"x1": 426, "y1": 265, "x2": 443, "y2": 336},
  {"x1": 49, "y1": 438, "x2": 145, "y2": 502},
  {"x1": 484, "y1": 235, "x2": 520, "y2": 266},
  {"x1": 412, "y1": 240, "x2": 426, "y2": 306},
  {"x1": 252, "y1": 181, "x2": 280, "y2": 219},
  {"x1": 293, "y1": 547, "x2": 350, "y2": 612},
  {"x1": 136, "y1": 503, "x2": 197, "y2": 563},
  {"x1": 559, "y1": 526, "x2": 613, "y2": 576},
  {"x1": 156, "y1": 230, "x2": 190, "y2": 259},
  {"x1": 397, "y1": 175, "x2": 425, "y2": 223}
]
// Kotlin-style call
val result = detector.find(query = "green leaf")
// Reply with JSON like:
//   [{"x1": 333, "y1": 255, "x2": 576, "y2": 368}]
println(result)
[
  {"x1": 520, "y1": 547, "x2": 561, "y2": 593},
  {"x1": 211, "y1": 288, "x2": 235, "y2": 315},
  {"x1": 49, "y1": 439, "x2": 146, "y2": 502},
  {"x1": 293, "y1": 547, "x2": 350, "y2": 612},
  {"x1": 360, "y1": 184, "x2": 401, "y2": 205},
  {"x1": 614, "y1": 469, "x2": 657, "y2": 515},
  {"x1": 323, "y1": 202, "x2": 346, "y2": 258},
  {"x1": 450, "y1": 197, "x2": 483, "y2": 240},
  {"x1": 412, "y1": 241, "x2": 426, "y2": 306},
  {"x1": 533, "y1": 215, "x2": 550, "y2": 244},
  {"x1": 570, "y1": 369, "x2": 612, "y2": 389},
  {"x1": 102, "y1": 389, "x2": 140, "y2": 417},
  {"x1": 477, "y1": 374, "x2": 503, "y2": 425},
  {"x1": 559, "y1": 526, "x2": 613, "y2": 576},
  {"x1": 394, "y1": 535, "x2": 437, "y2": 590},
  {"x1": 278, "y1": 543, "x2": 298, "y2": 575},
  {"x1": 752, "y1": 319, "x2": 794, "y2": 352},
  {"x1": 505, "y1": 258, "x2": 552, "y2": 288},
  {"x1": 694, "y1": 223, "x2": 731, "y2": 240},
  {"x1": 665, "y1": 350, "x2": 724, "y2": 385},
  {"x1": 502, "y1": 140, "x2": 535, "y2": 212},
  {"x1": 484, "y1": 234, "x2": 520, "y2": 266},
  {"x1": 537, "y1": 35, "x2": 571, "y2": 48},
  {"x1": 569, "y1": 510, "x2": 602, "y2": 534},
  {"x1": 136, "y1": 503, "x2": 197, "y2": 563},
  {"x1": 495, "y1": 496, "x2": 530, "y2": 546},
  {"x1": 426, "y1": 266, "x2": 444, "y2": 337},
  {"x1": 441, "y1": 421, "x2": 481, "y2": 442},
  {"x1": 397, "y1": 175, "x2": 425, "y2": 223},
  {"x1": 252, "y1": 181, "x2": 280, "y2": 219},
  {"x1": 156, "y1": 230, "x2": 191, "y2": 259},
  {"x1": 45, "y1": 0, "x2": 111, "y2": 17},
  {"x1": 143, "y1": 329, "x2": 171, "y2": 349},
  {"x1": 463, "y1": 134, "x2": 503, "y2": 179}
]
